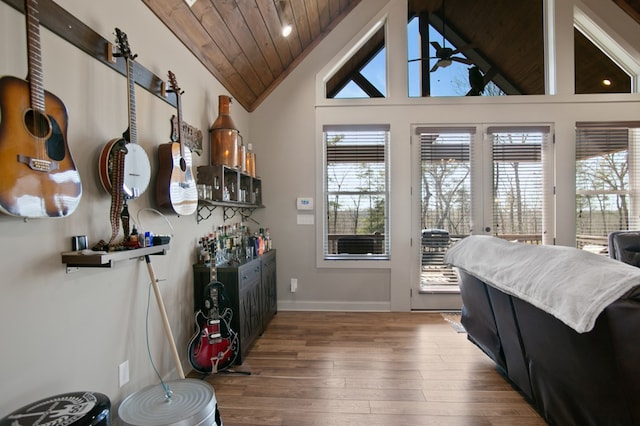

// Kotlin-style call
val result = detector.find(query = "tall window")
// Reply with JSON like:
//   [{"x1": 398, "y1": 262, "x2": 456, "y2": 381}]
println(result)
[
  {"x1": 576, "y1": 122, "x2": 640, "y2": 247},
  {"x1": 407, "y1": 0, "x2": 544, "y2": 97},
  {"x1": 323, "y1": 125, "x2": 390, "y2": 259}
]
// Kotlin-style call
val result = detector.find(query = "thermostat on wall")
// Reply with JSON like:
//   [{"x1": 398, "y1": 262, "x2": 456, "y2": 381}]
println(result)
[{"x1": 296, "y1": 197, "x2": 314, "y2": 210}]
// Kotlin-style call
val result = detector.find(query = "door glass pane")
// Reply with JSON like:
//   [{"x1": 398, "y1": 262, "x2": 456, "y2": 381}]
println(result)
[
  {"x1": 490, "y1": 129, "x2": 547, "y2": 244},
  {"x1": 419, "y1": 129, "x2": 472, "y2": 289}
]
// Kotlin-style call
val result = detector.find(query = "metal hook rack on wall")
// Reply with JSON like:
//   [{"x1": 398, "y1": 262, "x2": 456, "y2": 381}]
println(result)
[{"x1": 1, "y1": 0, "x2": 177, "y2": 108}]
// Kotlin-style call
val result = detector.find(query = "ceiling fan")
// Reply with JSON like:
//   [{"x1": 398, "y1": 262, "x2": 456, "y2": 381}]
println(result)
[
  {"x1": 408, "y1": 0, "x2": 475, "y2": 72},
  {"x1": 428, "y1": 41, "x2": 474, "y2": 72}
]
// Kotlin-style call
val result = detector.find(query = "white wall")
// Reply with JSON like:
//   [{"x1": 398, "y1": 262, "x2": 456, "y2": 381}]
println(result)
[
  {"x1": 1, "y1": 0, "x2": 639, "y2": 417},
  {"x1": 0, "y1": 0, "x2": 249, "y2": 416},
  {"x1": 251, "y1": 0, "x2": 640, "y2": 311}
]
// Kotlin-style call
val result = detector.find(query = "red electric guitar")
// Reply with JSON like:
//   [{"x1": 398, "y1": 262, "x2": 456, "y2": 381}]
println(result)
[
  {"x1": 0, "y1": 0, "x2": 82, "y2": 218},
  {"x1": 155, "y1": 71, "x2": 197, "y2": 215},
  {"x1": 188, "y1": 280, "x2": 238, "y2": 374}
]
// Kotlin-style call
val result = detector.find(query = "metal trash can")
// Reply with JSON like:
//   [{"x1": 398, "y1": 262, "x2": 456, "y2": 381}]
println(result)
[
  {"x1": 0, "y1": 392, "x2": 110, "y2": 426},
  {"x1": 119, "y1": 379, "x2": 221, "y2": 426}
]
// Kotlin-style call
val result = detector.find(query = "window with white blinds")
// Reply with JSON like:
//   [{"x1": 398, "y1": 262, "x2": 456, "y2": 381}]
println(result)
[
  {"x1": 323, "y1": 124, "x2": 390, "y2": 259},
  {"x1": 576, "y1": 122, "x2": 640, "y2": 246},
  {"x1": 488, "y1": 126, "x2": 551, "y2": 242}
]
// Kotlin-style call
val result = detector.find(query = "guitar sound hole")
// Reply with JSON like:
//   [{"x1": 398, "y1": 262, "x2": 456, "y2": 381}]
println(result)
[
  {"x1": 24, "y1": 109, "x2": 50, "y2": 139},
  {"x1": 180, "y1": 157, "x2": 187, "y2": 172},
  {"x1": 25, "y1": 109, "x2": 66, "y2": 162}
]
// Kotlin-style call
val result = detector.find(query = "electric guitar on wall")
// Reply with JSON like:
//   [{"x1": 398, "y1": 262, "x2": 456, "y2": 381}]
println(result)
[
  {"x1": 0, "y1": 0, "x2": 82, "y2": 218},
  {"x1": 98, "y1": 28, "x2": 150, "y2": 200},
  {"x1": 155, "y1": 71, "x2": 197, "y2": 215}
]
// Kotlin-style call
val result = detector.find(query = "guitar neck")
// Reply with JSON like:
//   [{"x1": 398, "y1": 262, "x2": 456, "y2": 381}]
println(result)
[
  {"x1": 24, "y1": 0, "x2": 45, "y2": 112},
  {"x1": 175, "y1": 90, "x2": 186, "y2": 159},
  {"x1": 126, "y1": 57, "x2": 137, "y2": 144}
]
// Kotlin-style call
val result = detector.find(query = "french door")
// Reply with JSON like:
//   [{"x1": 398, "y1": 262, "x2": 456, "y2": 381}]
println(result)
[{"x1": 411, "y1": 124, "x2": 553, "y2": 310}]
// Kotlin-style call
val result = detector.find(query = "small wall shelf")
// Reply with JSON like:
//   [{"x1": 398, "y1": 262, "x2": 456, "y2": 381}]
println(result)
[
  {"x1": 196, "y1": 165, "x2": 264, "y2": 223},
  {"x1": 61, "y1": 244, "x2": 170, "y2": 272},
  {"x1": 197, "y1": 200, "x2": 264, "y2": 223}
]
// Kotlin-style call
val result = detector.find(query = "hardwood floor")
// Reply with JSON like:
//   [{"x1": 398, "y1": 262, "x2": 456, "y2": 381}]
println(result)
[{"x1": 191, "y1": 311, "x2": 546, "y2": 425}]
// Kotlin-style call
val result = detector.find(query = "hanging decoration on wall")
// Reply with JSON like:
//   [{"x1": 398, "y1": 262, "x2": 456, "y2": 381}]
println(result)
[
  {"x1": 98, "y1": 28, "x2": 151, "y2": 200},
  {"x1": 0, "y1": 0, "x2": 82, "y2": 219},
  {"x1": 170, "y1": 115, "x2": 203, "y2": 156},
  {"x1": 155, "y1": 70, "x2": 198, "y2": 216},
  {"x1": 97, "y1": 28, "x2": 151, "y2": 248}
]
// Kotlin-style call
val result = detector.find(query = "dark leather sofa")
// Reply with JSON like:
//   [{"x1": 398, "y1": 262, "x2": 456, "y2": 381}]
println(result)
[
  {"x1": 445, "y1": 235, "x2": 640, "y2": 425},
  {"x1": 456, "y1": 267, "x2": 640, "y2": 426}
]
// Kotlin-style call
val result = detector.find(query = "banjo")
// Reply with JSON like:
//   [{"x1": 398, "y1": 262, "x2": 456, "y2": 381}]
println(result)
[{"x1": 98, "y1": 28, "x2": 150, "y2": 200}]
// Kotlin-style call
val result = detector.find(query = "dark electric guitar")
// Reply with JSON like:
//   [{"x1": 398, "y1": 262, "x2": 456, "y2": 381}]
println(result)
[
  {"x1": 0, "y1": 0, "x2": 82, "y2": 218},
  {"x1": 98, "y1": 28, "x2": 150, "y2": 200},
  {"x1": 188, "y1": 282, "x2": 238, "y2": 374},
  {"x1": 155, "y1": 71, "x2": 197, "y2": 215},
  {"x1": 188, "y1": 238, "x2": 238, "y2": 374}
]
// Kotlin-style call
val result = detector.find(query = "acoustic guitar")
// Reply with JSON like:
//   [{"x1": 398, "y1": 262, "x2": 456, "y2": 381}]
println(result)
[
  {"x1": 155, "y1": 71, "x2": 197, "y2": 215},
  {"x1": 0, "y1": 0, "x2": 82, "y2": 218},
  {"x1": 98, "y1": 28, "x2": 150, "y2": 200}
]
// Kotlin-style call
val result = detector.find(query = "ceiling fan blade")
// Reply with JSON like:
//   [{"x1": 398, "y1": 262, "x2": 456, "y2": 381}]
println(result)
[
  {"x1": 450, "y1": 44, "x2": 475, "y2": 55},
  {"x1": 430, "y1": 41, "x2": 442, "y2": 50},
  {"x1": 451, "y1": 56, "x2": 474, "y2": 65},
  {"x1": 429, "y1": 62, "x2": 440, "y2": 72}
]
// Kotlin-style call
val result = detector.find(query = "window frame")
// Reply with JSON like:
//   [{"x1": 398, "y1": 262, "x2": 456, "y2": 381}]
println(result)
[
  {"x1": 575, "y1": 121, "x2": 640, "y2": 247},
  {"x1": 322, "y1": 124, "x2": 391, "y2": 261}
]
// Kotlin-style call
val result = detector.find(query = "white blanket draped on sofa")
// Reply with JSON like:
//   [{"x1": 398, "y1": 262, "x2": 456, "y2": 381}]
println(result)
[{"x1": 444, "y1": 235, "x2": 640, "y2": 333}]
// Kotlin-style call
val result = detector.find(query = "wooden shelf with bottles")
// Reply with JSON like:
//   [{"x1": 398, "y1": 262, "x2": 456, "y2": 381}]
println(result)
[{"x1": 196, "y1": 165, "x2": 264, "y2": 223}]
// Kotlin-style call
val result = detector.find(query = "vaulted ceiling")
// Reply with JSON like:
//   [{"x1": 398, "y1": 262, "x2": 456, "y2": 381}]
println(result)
[{"x1": 143, "y1": 0, "x2": 640, "y2": 112}]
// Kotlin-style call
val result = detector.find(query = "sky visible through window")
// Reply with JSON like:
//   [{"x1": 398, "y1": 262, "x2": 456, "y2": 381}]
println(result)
[{"x1": 335, "y1": 17, "x2": 473, "y2": 98}]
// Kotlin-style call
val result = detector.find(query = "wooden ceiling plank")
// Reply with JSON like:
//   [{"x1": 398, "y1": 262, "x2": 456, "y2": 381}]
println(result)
[
  {"x1": 317, "y1": 0, "x2": 331, "y2": 29},
  {"x1": 327, "y1": 0, "x2": 341, "y2": 20},
  {"x1": 255, "y1": 0, "x2": 295, "y2": 68},
  {"x1": 305, "y1": 0, "x2": 323, "y2": 40},
  {"x1": 250, "y1": 0, "x2": 362, "y2": 110},
  {"x1": 142, "y1": 0, "x2": 255, "y2": 108},
  {"x1": 290, "y1": 0, "x2": 312, "y2": 48},
  {"x1": 212, "y1": 0, "x2": 274, "y2": 89},
  {"x1": 191, "y1": 1, "x2": 243, "y2": 60},
  {"x1": 189, "y1": 0, "x2": 265, "y2": 100},
  {"x1": 236, "y1": 0, "x2": 284, "y2": 77}
]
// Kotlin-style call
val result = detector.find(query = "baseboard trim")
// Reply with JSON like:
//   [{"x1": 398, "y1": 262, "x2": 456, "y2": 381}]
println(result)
[{"x1": 278, "y1": 300, "x2": 391, "y2": 311}]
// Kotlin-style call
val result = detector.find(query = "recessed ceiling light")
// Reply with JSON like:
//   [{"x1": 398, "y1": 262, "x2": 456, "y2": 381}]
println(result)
[
  {"x1": 602, "y1": 79, "x2": 612, "y2": 86},
  {"x1": 282, "y1": 24, "x2": 292, "y2": 37}
]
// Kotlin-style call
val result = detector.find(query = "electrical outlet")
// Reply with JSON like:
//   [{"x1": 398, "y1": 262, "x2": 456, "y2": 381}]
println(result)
[
  {"x1": 290, "y1": 278, "x2": 298, "y2": 293},
  {"x1": 119, "y1": 360, "x2": 129, "y2": 387}
]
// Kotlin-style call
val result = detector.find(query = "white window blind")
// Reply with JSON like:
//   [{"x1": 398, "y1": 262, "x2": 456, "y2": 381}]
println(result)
[
  {"x1": 576, "y1": 122, "x2": 640, "y2": 245},
  {"x1": 323, "y1": 124, "x2": 390, "y2": 259},
  {"x1": 488, "y1": 126, "x2": 551, "y2": 243},
  {"x1": 417, "y1": 127, "x2": 474, "y2": 236}
]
